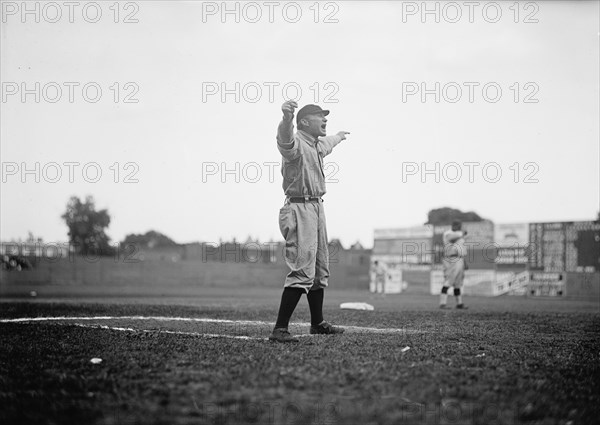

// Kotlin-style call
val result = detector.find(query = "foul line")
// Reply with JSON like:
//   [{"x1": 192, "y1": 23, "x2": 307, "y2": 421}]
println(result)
[
  {"x1": 0, "y1": 316, "x2": 421, "y2": 334},
  {"x1": 70, "y1": 323, "x2": 270, "y2": 341}
]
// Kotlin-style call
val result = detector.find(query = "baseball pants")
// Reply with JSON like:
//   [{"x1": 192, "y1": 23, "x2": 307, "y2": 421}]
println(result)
[
  {"x1": 442, "y1": 256, "x2": 465, "y2": 288},
  {"x1": 278, "y1": 200, "x2": 329, "y2": 292}
]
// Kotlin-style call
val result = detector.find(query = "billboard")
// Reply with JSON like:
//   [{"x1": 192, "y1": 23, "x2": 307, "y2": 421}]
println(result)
[
  {"x1": 373, "y1": 226, "x2": 433, "y2": 240},
  {"x1": 494, "y1": 223, "x2": 529, "y2": 247},
  {"x1": 492, "y1": 271, "x2": 529, "y2": 296},
  {"x1": 373, "y1": 225, "x2": 434, "y2": 263},
  {"x1": 527, "y1": 272, "x2": 566, "y2": 297},
  {"x1": 495, "y1": 247, "x2": 528, "y2": 265}
]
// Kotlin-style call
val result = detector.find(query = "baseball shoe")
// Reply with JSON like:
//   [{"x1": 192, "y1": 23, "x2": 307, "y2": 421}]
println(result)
[
  {"x1": 456, "y1": 304, "x2": 469, "y2": 310},
  {"x1": 269, "y1": 328, "x2": 299, "y2": 343},
  {"x1": 310, "y1": 321, "x2": 345, "y2": 335},
  {"x1": 439, "y1": 304, "x2": 449, "y2": 309}
]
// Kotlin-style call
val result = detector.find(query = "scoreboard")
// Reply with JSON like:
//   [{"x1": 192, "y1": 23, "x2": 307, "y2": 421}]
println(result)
[{"x1": 529, "y1": 221, "x2": 600, "y2": 273}]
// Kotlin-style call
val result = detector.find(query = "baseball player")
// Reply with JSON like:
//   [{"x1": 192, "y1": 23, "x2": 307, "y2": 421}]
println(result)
[
  {"x1": 371, "y1": 260, "x2": 389, "y2": 295},
  {"x1": 439, "y1": 220, "x2": 468, "y2": 309},
  {"x1": 269, "y1": 101, "x2": 350, "y2": 343}
]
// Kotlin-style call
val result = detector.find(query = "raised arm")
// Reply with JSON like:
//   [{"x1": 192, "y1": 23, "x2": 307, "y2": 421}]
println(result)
[
  {"x1": 443, "y1": 230, "x2": 465, "y2": 244},
  {"x1": 277, "y1": 100, "x2": 298, "y2": 147}
]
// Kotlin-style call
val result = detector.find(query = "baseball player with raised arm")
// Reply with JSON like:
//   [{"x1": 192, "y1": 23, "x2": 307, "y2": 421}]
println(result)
[
  {"x1": 439, "y1": 220, "x2": 468, "y2": 309},
  {"x1": 269, "y1": 100, "x2": 350, "y2": 343}
]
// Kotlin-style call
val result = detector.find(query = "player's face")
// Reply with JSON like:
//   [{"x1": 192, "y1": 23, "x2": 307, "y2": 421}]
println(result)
[{"x1": 302, "y1": 113, "x2": 327, "y2": 138}]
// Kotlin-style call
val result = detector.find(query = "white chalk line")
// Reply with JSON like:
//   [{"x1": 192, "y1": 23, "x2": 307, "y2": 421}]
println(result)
[
  {"x1": 70, "y1": 323, "x2": 270, "y2": 341},
  {"x1": 0, "y1": 316, "x2": 422, "y2": 334}
]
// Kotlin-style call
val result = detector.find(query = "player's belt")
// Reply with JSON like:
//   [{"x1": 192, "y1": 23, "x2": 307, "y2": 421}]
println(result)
[{"x1": 288, "y1": 196, "x2": 322, "y2": 203}]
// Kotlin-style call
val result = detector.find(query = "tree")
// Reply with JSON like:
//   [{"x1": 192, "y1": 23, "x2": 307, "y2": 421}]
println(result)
[
  {"x1": 426, "y1": 207, "x2": 485, "y2": 226},
  {"x1": 61, "y1": 196, "x2": 114, "y2": 255},
  {"x1": 121, "y1": 230, "x2": 177, "y2": 249}
]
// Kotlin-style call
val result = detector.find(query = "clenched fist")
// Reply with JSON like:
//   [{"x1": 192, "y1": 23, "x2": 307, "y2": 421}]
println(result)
[{"x1": 281, "y1": 100, "x2": 298, "y2": 121}]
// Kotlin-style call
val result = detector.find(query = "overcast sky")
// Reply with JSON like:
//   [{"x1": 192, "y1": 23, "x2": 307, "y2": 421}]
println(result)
[{"x1": 1, "y1": 0, "x2": 598, "y2": 248}]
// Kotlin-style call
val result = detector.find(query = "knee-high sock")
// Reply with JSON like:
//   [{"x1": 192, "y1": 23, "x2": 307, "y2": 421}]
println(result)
[
  {"x1": 440, "y1": 286, "x2": 449, "y2": 305},
  {"x1": 307, "y1": 288, "x2": 324, "y2": 326},
  {"x1": 454, "y1": 288, "x2": 462, "y2": 304},
  {"x1": 275, "y1": 287, "x2": 304, "y2": 329}
]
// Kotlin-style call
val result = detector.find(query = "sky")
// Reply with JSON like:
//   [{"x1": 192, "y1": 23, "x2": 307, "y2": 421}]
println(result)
[{"x1": 1, "y1": 0, "x2": 599, "y2": 248}]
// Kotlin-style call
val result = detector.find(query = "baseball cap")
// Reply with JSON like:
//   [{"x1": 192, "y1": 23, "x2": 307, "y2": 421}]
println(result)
[{"x1": 296, "y1": 104, "x2": 330, "y2": 125}]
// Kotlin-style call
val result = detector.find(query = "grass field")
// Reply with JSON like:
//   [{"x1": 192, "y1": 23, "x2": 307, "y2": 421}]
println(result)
[{"x1": 1, "y1": 288, "x2": 599, "y2": 425}]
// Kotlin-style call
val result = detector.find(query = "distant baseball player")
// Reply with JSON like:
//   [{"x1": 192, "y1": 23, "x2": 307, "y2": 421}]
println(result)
[
  {"x1": 439, "y1": 220, "x2": 468, "y2": 309},
  {"x1": 269, "y1": 101, "x2": 350, "y2": 343},
  {"x1": 371, "y1": 260, "x2": 388, "y2": 295}
]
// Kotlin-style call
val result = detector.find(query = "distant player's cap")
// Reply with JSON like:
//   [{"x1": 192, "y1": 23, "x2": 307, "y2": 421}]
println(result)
[{"x1": 297, "y1": 104, "x2": 329, "y2": 125}]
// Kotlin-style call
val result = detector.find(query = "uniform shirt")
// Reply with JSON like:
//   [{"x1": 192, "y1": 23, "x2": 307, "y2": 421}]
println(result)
[
  {"x1": 443, "y1": 229, "x2": 467, "y2": 257},
  {"x1": 373, "y1": 263, "x2": 388, "y2": 279},
  {"x1": 277, "y1": 119, "x2": 343, "y2": 197}
]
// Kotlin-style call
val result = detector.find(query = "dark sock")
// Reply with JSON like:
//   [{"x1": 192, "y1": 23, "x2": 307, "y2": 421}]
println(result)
[
  {"x1": 307, "y1": 288, "x2": 324, "y2": 326},
  {"x1": 274, "y1": 287, "x2": 304, "y2": 329}
]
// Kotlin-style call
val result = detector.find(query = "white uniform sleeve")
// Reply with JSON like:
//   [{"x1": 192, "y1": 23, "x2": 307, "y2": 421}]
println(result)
[
  {"x1": 317, "y1": 135, "x2": 343, "y2": 157},
  {"x1": 443, "y1": 230, "x2": 464, "y2": 245},
  {"x1": 277, "y1": 119, "x2": 300, "y2": 160}
]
